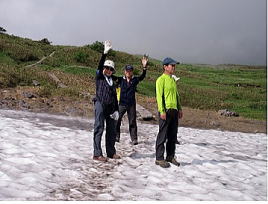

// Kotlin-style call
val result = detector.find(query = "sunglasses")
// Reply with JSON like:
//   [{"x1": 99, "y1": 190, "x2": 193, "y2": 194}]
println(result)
[{"x1": 104, "y1": 66, "x2": 115, "y2": 72}]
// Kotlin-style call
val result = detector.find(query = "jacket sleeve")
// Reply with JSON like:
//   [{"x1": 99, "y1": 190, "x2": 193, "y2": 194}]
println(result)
[
  {"x1": 176, "y1": 91, "x2": 182, "y2": 110},
  {"x1": 156, "y1": 77, "x2": 165, "y2": 114},
  {"x1": 111, "y1": 75, "x2": 119, "y2": 83},
  {"x1": 138, "y1": 69, "x2": 146, "y2": 82},
  {"x1": 96, "y1": 53, "x2": 107, "y2": 78}
]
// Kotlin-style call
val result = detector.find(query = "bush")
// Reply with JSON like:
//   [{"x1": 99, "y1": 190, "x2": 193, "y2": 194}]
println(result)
[
  {"x1": 89, "y1": 41, "x2": 103, "y2": 53},
  {"x1": 89, "y1": 41, "x2": 116, "y2": 57},
  {"x1": 40, "y1": 38, "x2": 51, "y2": 45},
  {"x1": 0, "y1": 27, "x2": 6, "y2": 33},
  {"x1": 38, "y1": 86, "x2": 53, "y2": 97},
  {"x1": 74, "y1": 51, "x2": 88, "y2": 63}
]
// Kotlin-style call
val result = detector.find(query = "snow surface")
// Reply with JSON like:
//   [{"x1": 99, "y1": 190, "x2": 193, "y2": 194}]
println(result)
[{"x1": 0, "y1": 109, "x2": 266, "y2": 201}]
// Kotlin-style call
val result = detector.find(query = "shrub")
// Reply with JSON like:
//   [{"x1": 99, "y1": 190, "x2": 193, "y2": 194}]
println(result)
[
  {"x1": 39, "y1": 38, "x2": 51, "y2": 45},
  {"x1": 38, "y1": 86, "x2": 53, "y2": 97},
  {"x1": 0, "y1": 27, "x2": 6, "y2": 33},
  {"x1": 89, "y1": 41, "x2": 103, "y2": 53},
  {"x1": 89, "y1": 41, "x2": 116, "y2": 57},
  {"x1": 74, "y1": 51, "x2": 88, "y2": 63}
]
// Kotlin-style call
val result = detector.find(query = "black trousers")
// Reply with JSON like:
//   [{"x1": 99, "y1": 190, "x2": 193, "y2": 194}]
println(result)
[
  {"x1": 155, "y1": 109, "x2": 178, "y2": 160},
  {"x1": 116, "y1": 103, "x2": 137, "y2": 141},
  {"x1": 93, "y1": 101, "x2": 116, "y2": 157}
]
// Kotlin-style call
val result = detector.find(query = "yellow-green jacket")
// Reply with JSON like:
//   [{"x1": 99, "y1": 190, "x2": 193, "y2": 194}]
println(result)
[{"x1": 156, "y1": 73, "x2": 182, "y2": 114}]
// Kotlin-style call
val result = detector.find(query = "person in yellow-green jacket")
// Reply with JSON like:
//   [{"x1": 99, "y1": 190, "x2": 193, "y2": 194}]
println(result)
[{"x1": 155, "y1": 57, "x2": 183, "y2": 168}]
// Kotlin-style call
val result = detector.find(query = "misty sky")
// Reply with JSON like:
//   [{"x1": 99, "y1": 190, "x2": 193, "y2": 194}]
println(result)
[{"x1": 0, "y1": 0, "x2": 266, "y2": 65}]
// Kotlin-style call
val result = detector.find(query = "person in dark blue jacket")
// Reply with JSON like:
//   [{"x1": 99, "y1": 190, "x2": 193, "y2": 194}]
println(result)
[
  {"x1": 115, "y1": 56, "x2": 148, "y2": 145},
  {"x1": 93, "y1": 40, "x2": 120, "y2": 162}
]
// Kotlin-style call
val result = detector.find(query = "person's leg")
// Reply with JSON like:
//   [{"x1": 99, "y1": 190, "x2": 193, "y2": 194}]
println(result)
[
  {"x1": 115, "y1": 105, "x2": 127, "y2": 142},
  {"x1": 127, "y1": 103, "x2": 138, "y2": 144},
  {"x1": 155, "y1": 112, "x2": 171, "y2": 168},
  {"x1": 166, "y1": 110, "x2": 179, "y2": 163},
  {"x1": 155, "y1": 113, "x2": 169, "y2": 161},
  {"x1": 105, "y1": 115, "x2": 117, "y2": 158},
  {"x1": 93, "y1": 101, "x2": 105, "y2": 157}
]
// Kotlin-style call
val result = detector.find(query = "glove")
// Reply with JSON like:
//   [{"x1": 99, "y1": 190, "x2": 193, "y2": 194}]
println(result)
[
  {"x1": 104, "y1": 40, "x2": 112, "y2": 54},
  {"x1": 172, "y1": 75, "x2": 180, "y2": 82},
  {"x1": 110, "y1": 111, "x2": 119, "y2": 120},
  {"x1": 141, "y1": 54, "x2": 149, "y2": 68}
]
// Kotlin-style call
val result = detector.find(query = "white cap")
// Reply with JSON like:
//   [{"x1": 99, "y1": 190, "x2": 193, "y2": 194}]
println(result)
[{"x1": 104, "y1": 60, "x2": 115, "y2": 69}]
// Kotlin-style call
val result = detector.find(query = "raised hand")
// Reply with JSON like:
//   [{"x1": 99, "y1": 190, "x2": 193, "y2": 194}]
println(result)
[
  {"x1": 104, "y1": 40, "x2": 112, "y2": 54},
  {"x1": 141, "y1": 54, "x2": 149, "y2": 68}
]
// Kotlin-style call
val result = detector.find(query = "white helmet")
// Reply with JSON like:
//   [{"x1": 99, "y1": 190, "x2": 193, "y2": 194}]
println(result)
[{"x1": 104, "y1": 59, "x2": 115, "y2": 70}]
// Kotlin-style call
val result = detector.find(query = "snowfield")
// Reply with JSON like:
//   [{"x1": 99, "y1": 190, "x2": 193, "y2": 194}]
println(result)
[{"x1": 0, "y1": 109, "x2": 266, "y2": 200}]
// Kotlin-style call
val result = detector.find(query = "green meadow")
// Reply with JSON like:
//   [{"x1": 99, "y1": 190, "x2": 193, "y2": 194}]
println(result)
[{"x1": 0, "y1": 33, "x2": 266, "y2": 120}]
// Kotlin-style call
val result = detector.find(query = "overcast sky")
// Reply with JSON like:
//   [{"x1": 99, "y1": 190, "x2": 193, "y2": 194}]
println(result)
[{"x1": 0, "y1": 0, "x2": 266, "y2": 65}]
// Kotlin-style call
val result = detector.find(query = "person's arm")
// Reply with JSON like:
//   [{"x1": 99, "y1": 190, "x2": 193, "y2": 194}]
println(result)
[
  {"x1": 156, "y1": 77, "x2": 166, "y2": 119},
  {"x1": 111, "y1": 75, "x2": 120, "y2": 82},
  {"x1": 176, "y1": 92, "x2": 183, "y2": 119},
  {"x1": 138, "y1": 55, "x2": 149, "y2": 82},
  {"x1": 96, "y1": 53, "x2": 107, "y2": 78},
  {"x1": 176, "y1": 91, "x2": 182, "y2": 111},
  {"x1": 138, "y1": 69, "x2": 147, "y2": 82},
  {"x1": 96, "y1": 40, "x2": 112, "y2": 78}
]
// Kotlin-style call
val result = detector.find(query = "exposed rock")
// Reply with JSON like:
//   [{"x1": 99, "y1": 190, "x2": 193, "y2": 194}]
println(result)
[
  {"x1": 18, "y1": 100, "x2": 30, "y2": 109},
  {"x1": 218, "y1": 109, "x2": 239, "y2": 117},
  {"x1": 210, "y1": 121, "x2": 220, "y2": 127},
  {"x1": 22, "y1": 92, "x2": 37, "y2": 99},
  {"x1": 32, "y1": 80, "x2": 40, "y2": 86},
  {"x1": 136, "y1": 103, "x2": 154, "y2": 121},
  {"x1": 47, "y1": 73, "x2": 67, "y2": 88}
]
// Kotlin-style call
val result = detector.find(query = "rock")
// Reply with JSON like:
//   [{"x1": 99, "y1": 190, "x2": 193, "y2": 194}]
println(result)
[
  {"x1": 210, "y1": 121, "x2": 220, "y2": 127},
  {"x1": 22, "y1": 92, "x2": 37, "y2": 99},
  {"x1": 136, "y1": 103, "x2": 154, "y2": 121},
  {"x1": 18, "y1": 100, "x2": 30, "y2": 109},
  {"x1": 32, "y1": 80, "x2": 40, "y2": 86},
  {"x1": 47, "y1": 73, "x2": 67, "y2": 88},
  {"x1": 58, "y1": 83, "x2": 68, "y2": 88},
  {"x1": 218, "y1": 109, "x2": 239, "y2": 117}
]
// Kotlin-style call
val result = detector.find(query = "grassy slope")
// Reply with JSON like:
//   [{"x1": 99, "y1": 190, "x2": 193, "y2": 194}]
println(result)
[{"x1": 0, "y1": 33, "x2": 266, "y2": 120}]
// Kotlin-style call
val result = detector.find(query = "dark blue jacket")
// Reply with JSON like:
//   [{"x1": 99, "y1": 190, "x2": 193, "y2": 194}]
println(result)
[
  {"x1": 95, "y1": 54, "x2": 118, "y2": 114},
  {"x1": 114, "y1": 69, "x2": 146, "y2": 106}
]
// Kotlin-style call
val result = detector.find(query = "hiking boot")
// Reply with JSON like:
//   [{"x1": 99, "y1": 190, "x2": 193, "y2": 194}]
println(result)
[
  {"x1": 155, "y1": 160, "x2": 171, "y2": 168},
  {"x1": 93, "y1": 156, "x2": 108, "y2": 162},
  {"x1": 108, "y1": 154, "x2": 121, "y2": 159},
  {"x1": 166, "y1": 157, "x2": 180, "y2": 166},
  {"x1": 131, "y1": 139, "x2": 138, "y2": 145}
]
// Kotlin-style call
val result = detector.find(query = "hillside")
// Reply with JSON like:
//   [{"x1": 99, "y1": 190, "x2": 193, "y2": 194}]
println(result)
[{"x1": 0, "y1": 33, "x2": 266, "y2": 133}]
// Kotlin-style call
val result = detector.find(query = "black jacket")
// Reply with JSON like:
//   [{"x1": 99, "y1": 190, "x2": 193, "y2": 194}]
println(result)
[
  {"x1": 113, "y1": 69, "x2": 146, "y2": 106},
  {"x1": 95, "y1": 54, "x2": 118, "y2": 114}
]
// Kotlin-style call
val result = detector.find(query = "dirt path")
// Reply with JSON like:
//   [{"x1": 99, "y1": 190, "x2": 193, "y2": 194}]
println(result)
[{"x1": 26, "y1": 51, "x2": 55, "y2": 67}]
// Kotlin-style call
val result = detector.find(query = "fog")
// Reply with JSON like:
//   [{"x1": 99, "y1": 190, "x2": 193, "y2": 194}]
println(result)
[{"x1": 0, "y1": 0, "x2": 266, "y2": 65}]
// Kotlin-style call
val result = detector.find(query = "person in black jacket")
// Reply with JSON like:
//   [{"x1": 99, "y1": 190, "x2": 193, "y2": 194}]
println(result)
[
  {"x1": 115, "y1": 56, "x2": 148, "y2": 145},
  {"x1": 93, "y1": 40, "x2": 120, "y2": 162}
]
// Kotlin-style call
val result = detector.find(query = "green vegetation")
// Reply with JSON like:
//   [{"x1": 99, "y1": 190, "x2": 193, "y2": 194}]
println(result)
[
  {"x1": 0, "y1": 33, "x2": 266, "y2": 120},
  {"x1": 176, "y1": 65, "x2": 266, "y2": 119}
]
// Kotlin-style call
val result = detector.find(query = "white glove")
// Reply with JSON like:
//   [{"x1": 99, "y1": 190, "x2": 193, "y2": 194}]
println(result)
[
  {"x1": 141, "y1": 54, "x2": 149, "y2": 68},
  {"x1": 104, "y1": 40, "x2": 112, "y2": 54},
  {"x1": 172, "y1": 75, "x2": 180, "y2": 82},
  {"x1": 110, "y1": 111, "x2": 119, "y2": 120}
]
